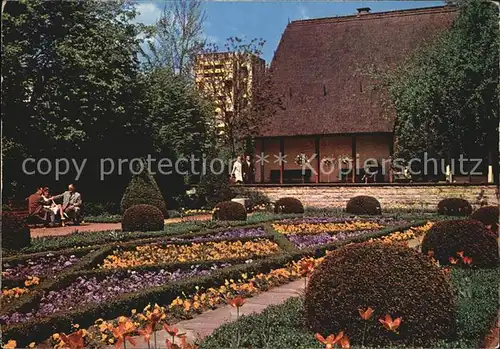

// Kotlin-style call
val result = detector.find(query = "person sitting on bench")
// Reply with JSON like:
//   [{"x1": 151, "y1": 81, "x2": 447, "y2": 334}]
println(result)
[
  {"x1": 28, "y1": 186, "x2": 56, "y2": 226},
  {"x1": 51, "y1": 184, "x2": 83, "y2": 225}
]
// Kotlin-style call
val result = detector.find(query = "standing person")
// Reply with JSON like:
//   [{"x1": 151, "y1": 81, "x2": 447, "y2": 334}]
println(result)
[
  {"x1": 242, "y1": 154, "x2": 255, "y2": 184},
  {"x1": 51, "y1": 184, "x2": 83, "y2": 225},
  {"x1": 231, "y1": 156, "x2": 244, "y2": 184},
  {"x1": 28, "y1": 186, "x2": 55, "y2": 226}
]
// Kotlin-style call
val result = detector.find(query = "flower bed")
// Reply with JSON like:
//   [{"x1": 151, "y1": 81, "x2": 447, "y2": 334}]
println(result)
[
  {"x1": 287, "y1": 230, "x2": 380, "y2": 249},
  {"x1": 100, "y1": 239, "x2": 281, "y2": 269},
  {"x1": 0, "y1": 263, "x2": 230, "y2": 326},
  {"x1": 166, "y1": 227, "x2": 266, "y2": 243},
  {"x1": 272, "y1": 221, "x2": 383, "y2": 235},
  {"x1": 2, "y1": 254, "x2": 80, "y2": 282},
  {"x1": 0, "y1": 216, "x2": 442, "y2": 347},
  {"x1": 368, "y1": 222, "x2": 434, "y2": 244}
]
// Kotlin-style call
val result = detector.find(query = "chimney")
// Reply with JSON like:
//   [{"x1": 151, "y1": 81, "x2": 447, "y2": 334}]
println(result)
[{"x1": 357, "y1": 7, "x2": 371, "y2": 15}]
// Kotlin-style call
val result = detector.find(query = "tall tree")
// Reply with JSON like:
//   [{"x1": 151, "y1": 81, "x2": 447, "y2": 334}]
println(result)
[
  {"x1": 2, "y1": 0, "x2": 148, "y2": 199},
  {"x1": 141, "y1": 0, "x2": 206, "y2": 75},
  {"x1": 370, "y1": 0, "x2": 498, "y2": 175}
]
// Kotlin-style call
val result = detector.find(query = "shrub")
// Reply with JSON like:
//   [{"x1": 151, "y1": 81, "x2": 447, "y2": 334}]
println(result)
[
  {"x1": 421, "y1": 220, "x2": 498, "y2": 268},
  {"x1": 197, "y1": 171, "x2": 235, "y2": 208},
  {"x1": 122, "y1": 204, "x2": 165, "y2": 232},
  {"x1": 471, "y1": 206, "x2": 498, "y2": 231},
  {"x1": 274, "y1": 197, "x2": 304, "y2": 214},
  {"x1": 304, "y1": 242, "x2": 455, "y2": 347},
  {"x1": 213, "y1": 201, "x2": 247, "y2": 221},
  {"x1": 346, "y1": 195, "x2": 381, "y2": 215},
  {"x1": 121, "y1": 168, "x2": 167, "y2": 217},
  {"x1": 2, "y1": 212, "x2": 31, "y2": 250},
  {"x1": 437, "y1": 198, "x2": 472, "y2": 216}
]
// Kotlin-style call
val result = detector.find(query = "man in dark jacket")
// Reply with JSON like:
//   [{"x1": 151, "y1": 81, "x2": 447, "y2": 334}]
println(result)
[{"x1": 242, "y1": 155, "x2": 255, "y2": 184}]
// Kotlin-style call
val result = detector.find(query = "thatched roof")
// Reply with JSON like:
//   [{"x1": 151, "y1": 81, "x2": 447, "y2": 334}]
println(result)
[{"x1": 258, "y1": 6, "x2": 457, "y2": 137}]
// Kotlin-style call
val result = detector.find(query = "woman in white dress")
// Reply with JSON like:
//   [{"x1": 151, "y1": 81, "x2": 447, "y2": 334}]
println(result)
[{"x1": 231, "y1": 156, "x2": 244, "y2": 184}]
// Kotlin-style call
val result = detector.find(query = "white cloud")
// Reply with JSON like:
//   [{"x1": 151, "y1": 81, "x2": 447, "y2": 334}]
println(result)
[
  {"x1": 297, "y1": 5, "x2": 310, "y2": 20},
  {"x1": 134, "y1": 2, "x2": 162, "y2": 25}
]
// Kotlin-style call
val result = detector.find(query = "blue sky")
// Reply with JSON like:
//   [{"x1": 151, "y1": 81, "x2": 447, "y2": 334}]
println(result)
[{"x1": 134, "y1": 1, "x2": 445, "y2": 63}]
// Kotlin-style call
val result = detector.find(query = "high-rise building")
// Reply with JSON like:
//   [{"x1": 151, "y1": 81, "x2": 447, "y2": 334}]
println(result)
[{"x1": 194, "y1": 52, "x2": 265, "y2": 133}]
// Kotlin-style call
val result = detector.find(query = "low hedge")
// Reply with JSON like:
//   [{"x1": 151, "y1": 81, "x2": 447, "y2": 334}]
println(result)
[
  {"x1": 274, "y1": 197, "x2": 305, "y2": 214},
  {"x1": 421, "y1": 220, "x2": 498, "y2": 268},
  {"x1": 346, "y1": 195, "x2": 382, "y2": 215},
  {"x1": 122, "y1": 204, "x2": 165, "y2": 232},
  {"x1": 437, "y1": 198, "x2": 472, "y2": 217},
  {"x1": 213, "y1": 201, "x2": 247, "y2": 221},
  {"x1": 470, "y1": 206, "x2": 498, "y2": 231}
]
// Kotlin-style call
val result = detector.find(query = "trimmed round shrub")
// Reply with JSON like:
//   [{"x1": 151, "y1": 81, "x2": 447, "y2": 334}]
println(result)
[
  {"x1": 437, "y1": 198, "x2": 472, "y2": 216},
  {"x1": 346, "y1": 195, "x2": 381, "y2": 215},
  {"x1": 304, "y1": 242, "x2": 455, "y2": 347},
  {"x1": 213, "y1": 201, "x2": 247, "y2": 221},
  {"x1": 122, "y1": 204, "x2": 164, "y2": 232},
  {"x1": 274, "y1": 197, "x2": 304, "y2": 214},
  {"x1": 471, "y1": 205, "x2": 498, "y2": 231},
  {"x1": 2, "y1": 212, "x2": 31, "y2": 250},
  {"x1": 121, "y1": 168, "x2": 167, "y2": 217},
  {"x1": 421, "y1": 219, "x2": 498, "y2": 268}
]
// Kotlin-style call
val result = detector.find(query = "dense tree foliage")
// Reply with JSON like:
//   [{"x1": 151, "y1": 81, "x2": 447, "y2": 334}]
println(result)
[
  {"x1": 2, "y1": 0, "x2": 147, "y2": 199},
  {"x1": 2, "y1": 0, "x2": 215, "y2": 204},
  {"x1": 386, "y1": 1, "x2": 498, "y2": 170}
]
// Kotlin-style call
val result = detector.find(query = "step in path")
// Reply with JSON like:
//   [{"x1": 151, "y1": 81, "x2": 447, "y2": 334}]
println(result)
[{"x1": 107, "y1": 237, "x2": 423, "y2": 348}]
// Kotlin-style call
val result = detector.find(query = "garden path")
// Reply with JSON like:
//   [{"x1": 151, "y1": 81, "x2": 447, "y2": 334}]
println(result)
[
  {"x1": 30, "y1": 214, "x2": 212, "y2": 238},
  {"x1": 107, "y1": 279, "x2": 306, "y2": 348},
  {"x1": 110, "y1": 237, "x2": 423, "y2": 348}
]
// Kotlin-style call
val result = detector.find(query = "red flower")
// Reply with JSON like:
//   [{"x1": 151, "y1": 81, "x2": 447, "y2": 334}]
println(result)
[
  {"x1": 358, "y1": 307, "x2": 374, "y2": 320},
  {"x1": 163, "y1": 324, "x2": 182, "y2": 338},
  {"x1": 462, "y1": 256, "x2": 473, "y2": 265},
  {"x1": 299, "y1": 260, "x2": 315, "y2": 277},
  {"x1": 340, "y1": 335, "x2": 350, "y2": 349},
  {"x1": 379, "y1": 314, "x2": 402, "y2": 332},
  {"x1": 137, "y1": 323, "x2": 153, "y2": 343},
  {"x1": 228, "y1": 296, "x2": 246, "y2": 308},
  {"x1": 449, "y1": 257, "x2": 459, "y2": 265},
  {"x1": 457, "y1": 251, "x2": 464, "y2": 258},
  {"x1": 315, "y1": 332, "x2": 344, "y2": 349},
  {"x1": 59, "y1": 329, "x2": 85, "y2": 349}
]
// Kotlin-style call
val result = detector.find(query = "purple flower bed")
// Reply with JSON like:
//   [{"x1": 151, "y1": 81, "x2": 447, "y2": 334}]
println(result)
[
  {"x1": 279, "y1": 217, "x2": 409, "y2": 227},
  {"x1": 2, "y1": 254, "x2": 80, "y2": 281},
  {"x1": 167, "y1": 227, "x2": 266, "y2": 243},
  {"x1": 287, "y1": 230, "x2": 379, "y2": 249},
  {"x1": 0, "y1": 263, "x2": 230, "y2": 325}
]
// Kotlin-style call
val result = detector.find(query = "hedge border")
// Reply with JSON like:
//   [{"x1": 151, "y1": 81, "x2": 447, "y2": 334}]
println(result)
[{"x1": 1, "y1": 218, "x2": 430, "y2": 346}]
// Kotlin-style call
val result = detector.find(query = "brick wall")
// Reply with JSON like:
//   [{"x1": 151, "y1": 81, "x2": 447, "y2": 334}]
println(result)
[{"x1": 233, "y1": 184, "x2": 498, "y2": 210}]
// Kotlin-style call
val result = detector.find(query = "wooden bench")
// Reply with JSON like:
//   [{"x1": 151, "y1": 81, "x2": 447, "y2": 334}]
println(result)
[{"x1": 5, "y1": 199, "x2": 49, "y2": 226}]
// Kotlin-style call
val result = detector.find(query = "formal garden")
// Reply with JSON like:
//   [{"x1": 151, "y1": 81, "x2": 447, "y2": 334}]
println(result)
[
  {"x1": 1, "y1": 176, "x2": 499, "y2": 348},
  {"x1": 2, "y1": 0, "x2": 499, "y2": 348}
]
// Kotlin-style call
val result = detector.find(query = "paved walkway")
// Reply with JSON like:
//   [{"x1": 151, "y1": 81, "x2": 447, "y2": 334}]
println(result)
[
  {"x1": 107, "y1": 279, "x2": 305, "y2": 348},
  {"x1": 30, "y1": 214, "x2": 212, "y2": 238}
]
